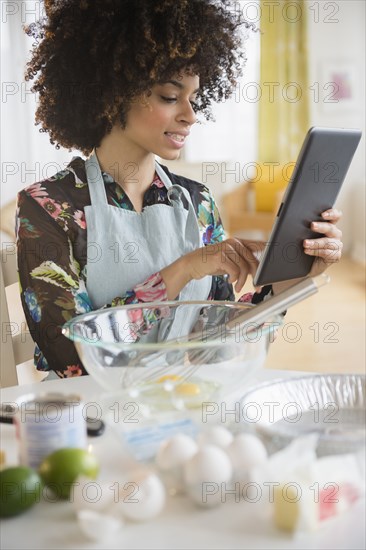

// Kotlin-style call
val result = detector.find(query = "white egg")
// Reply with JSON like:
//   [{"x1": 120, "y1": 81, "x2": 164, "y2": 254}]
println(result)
[
  {"x1": 227, "y1": 433, "x2": 268, "y2": 481},
  {"x1": 155, "y1": 434, "x2": 198, "y2": 494},
  {"x1": 183, "y1": 444, "x2": 232, "y2": 508},
  {"x1": 156, "y1": 434, "x2": 198, "y2": 469},
  {"x1": 72, "y1": 476, "x2": 115, "y2": 512},
  {"x1": 77, "y1": 509, "x2": 123, "y2": 542},
  {"x1": 197, "y1": 426, "x2": 234, "y2": 449},
  {"x1": 116, "y1": 468, "x2": 166, "y2": 522}
]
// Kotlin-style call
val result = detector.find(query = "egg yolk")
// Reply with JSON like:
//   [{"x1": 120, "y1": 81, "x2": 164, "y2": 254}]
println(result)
[
  {"x1": 175, "y1": 383, "x2": 201, "y2": 396},
  {"x1": 156, "y1": 374, "x2": 183, "y2": 383}
]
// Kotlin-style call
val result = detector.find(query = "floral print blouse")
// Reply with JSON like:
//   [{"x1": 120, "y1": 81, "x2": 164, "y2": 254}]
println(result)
[{"x1": 16, "y1": 156, "x2": 269, "y2": 378}]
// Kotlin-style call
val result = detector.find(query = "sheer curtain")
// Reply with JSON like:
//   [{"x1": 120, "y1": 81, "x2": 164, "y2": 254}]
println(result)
[
  {"x1": 0, "y1": 1, "x2": 75, "y2": 214},
  {"x1": 258, "y1": 0, "x2": 310, "y2": 163}
]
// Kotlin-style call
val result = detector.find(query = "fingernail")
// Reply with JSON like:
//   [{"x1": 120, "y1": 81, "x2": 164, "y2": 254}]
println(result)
[{"x1": 323, "y1": 212, "x2": 330, "y2": 218}]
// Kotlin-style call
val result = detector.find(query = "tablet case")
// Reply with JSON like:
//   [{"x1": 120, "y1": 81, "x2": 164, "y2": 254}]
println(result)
[{"x1": 253, "y1": 127, "x2": 362, "y2": 286}]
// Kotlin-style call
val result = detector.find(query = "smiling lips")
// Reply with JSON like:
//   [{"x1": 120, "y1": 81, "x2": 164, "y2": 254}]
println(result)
[{"x1": 164, "y1": 132, "x2": 189, "y2": 147}]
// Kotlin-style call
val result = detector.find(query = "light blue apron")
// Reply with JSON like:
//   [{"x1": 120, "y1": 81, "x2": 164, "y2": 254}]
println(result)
[{"x1": 84, "y1": 151, "x2": 211, "y2": 340}]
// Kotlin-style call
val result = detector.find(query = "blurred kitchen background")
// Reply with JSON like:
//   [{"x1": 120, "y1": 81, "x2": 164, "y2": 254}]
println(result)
[{"x1": 1, "y1": 0, "x2": 365, "y2": 377}]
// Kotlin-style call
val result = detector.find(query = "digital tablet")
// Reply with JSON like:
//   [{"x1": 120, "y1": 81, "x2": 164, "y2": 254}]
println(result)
[{"x1": 253, "y1": 127, "x2": 362, "y2": 286}]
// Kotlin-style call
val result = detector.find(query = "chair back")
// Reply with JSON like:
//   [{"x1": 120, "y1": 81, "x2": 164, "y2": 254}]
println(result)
[{"x1": 0, "y1": 245, "x2": 42, "y2": 387}]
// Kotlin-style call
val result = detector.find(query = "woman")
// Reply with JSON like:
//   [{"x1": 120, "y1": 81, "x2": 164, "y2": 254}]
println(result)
[{"x1": 17, "y1": 0, "x2": 342, "y2": 378}]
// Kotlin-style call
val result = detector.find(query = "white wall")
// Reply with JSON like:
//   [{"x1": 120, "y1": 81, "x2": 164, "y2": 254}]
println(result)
[{"x1": 307, "y1": 0, "x2": 365, "y2": 262}]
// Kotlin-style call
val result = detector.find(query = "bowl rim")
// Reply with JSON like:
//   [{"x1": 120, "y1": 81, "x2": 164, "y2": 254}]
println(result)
[
  {"x1": 240, "y1": 372, "x2": 366, "y2": 401},
  {"x1": 62, "y1": 300, "x2": 284, "y2": 351},
  {"x1": 239, "y1": 372, "x2": 366, "y2": 443}
]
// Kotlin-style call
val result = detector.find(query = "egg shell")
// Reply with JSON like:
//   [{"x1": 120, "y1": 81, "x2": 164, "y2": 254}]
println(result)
[
  {"x1": 185, "y1": 482, "x2": 224, "y2": 508},
  {"x1": 156, "y1": 434, "x2": 198, "y2": 470},
  {"x1": 227, "y1": 433, "x2": 268, "y2": 479},
  {"x1": 183, "y1": 444, "x2": 232, "y2": 486},
  {"x1": 117, "y1": 468, "x2": 166, "y2": 522},
  {"x1": 77, "y1": 509, "x2": 123, "y2": 541},
  {"x1": 159, "y1": 467, "x2": 186, "y2": 496},
  {"x1": 197, "y1": 426, "x2": 234, "y2": 449},
  {"x1": 72, "y1": 476, "x2": 115, "y2": 513},
  {"x1": 183, "y1": 445, "x2": 233, "y2": 508}
]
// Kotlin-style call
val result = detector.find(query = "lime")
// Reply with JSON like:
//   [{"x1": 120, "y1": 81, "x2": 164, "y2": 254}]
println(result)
[
  {"x1": 0, "y1": 466, "x2": 42, "y2": 518},
  {"x1": 38, "y1": 448, "x2": 99, "y2": 500}
]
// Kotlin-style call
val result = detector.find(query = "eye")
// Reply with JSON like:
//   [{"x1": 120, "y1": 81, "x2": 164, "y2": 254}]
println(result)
[{"x1": 160, "y1": 96, "x2": 177, "y2": 103}]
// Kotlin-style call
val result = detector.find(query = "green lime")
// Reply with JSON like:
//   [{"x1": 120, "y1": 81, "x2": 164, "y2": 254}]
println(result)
[
  {"x1": 38, "y1": 448, "x2": 99, "y2": 500},
  {"x1": 0, "y1": 466, "x2": 42, "y2": 518}
]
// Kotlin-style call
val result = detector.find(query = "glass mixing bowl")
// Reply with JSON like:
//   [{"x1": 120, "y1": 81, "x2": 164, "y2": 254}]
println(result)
[{"x1": 63, "y1": 300, "x2": 282, "y2": 415}]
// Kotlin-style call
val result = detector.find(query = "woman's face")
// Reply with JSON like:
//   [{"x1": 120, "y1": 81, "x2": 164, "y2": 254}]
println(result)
[{"x1": 123, "y1": 73, "x2": 199, "y2": 160}]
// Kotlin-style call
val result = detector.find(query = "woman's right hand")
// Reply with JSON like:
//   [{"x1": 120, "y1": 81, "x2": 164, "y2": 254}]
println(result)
[
  {"x1": 161, "y1": 239, "x2": 265, "y2": 300},
  {"x1": 186, "y1": 239, "x2": 263, "y2": 291}
]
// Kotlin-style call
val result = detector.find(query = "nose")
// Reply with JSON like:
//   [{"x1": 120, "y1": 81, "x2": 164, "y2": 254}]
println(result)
[{"x1": 177, "y1": 101, "x2": 197, "y2": 126}]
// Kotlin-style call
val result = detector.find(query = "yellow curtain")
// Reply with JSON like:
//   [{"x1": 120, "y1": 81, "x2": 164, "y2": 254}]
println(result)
[{"x1": 258, "y1": 0, "x2": 310, "y2": 163}]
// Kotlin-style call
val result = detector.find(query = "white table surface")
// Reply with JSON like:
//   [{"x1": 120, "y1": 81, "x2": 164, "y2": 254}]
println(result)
[{"x1": 1, "y1": 368, "x2": 365, "y2": 550}]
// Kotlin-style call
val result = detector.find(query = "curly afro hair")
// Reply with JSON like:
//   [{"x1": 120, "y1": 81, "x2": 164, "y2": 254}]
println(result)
[{"x1": 24, "y1": 0, "x2": 255, "y2": 155}]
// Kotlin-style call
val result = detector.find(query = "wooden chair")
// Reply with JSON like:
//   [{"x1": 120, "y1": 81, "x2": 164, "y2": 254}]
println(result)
[
  {"x1": 1, "y1": 245, "x2": 47, "y2": 387},
  {"x1": 221, "y1": 163, "x2": 293, "y2": 238},
  {"x1": 221, "y1": 181, "x2": 284, "y2": 238}
]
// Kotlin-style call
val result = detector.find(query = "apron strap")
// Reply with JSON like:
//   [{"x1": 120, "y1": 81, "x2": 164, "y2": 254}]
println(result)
[
  {"x1": 154, "y1": 161, "x2": 173, "y2": 189},
  {"x1": 85, "y1": 150, "x2": 108, "y2": 205},
  {"x1": 155, "y1": 161, "x2": 200, "y2": 248}
]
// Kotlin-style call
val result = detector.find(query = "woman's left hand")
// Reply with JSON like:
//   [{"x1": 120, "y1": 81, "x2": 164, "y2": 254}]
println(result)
[
  {"x1": 271, "y1": 208, "x2": 343, "y2": 295},
  {"x1": 305, "y1": 208, "x2": 343, "y2": 277}
]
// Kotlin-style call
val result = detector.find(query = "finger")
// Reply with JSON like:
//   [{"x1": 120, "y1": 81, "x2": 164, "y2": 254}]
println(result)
[
  {"x1": 222, "y1": 239, "x2": 263, "y2": 293},
  {"x1": 311, "y1": 221, "x2": 342, "y2": 239},
  {"x1": 303, "y1": 237, "x2": 343, "y2": 251},
  {"x1": 226, "y1": 257, "x2": 251, "y2": 293},
  {"x1": 321, "y1": 208, "x2": 343, "y2": 223},
  {"x1": 304, "y1": 245, "x2": 342, "y2": 262},
  {"x1": 233, "y1": 239, "x2": 260, "y2": 276},
  {"x1": 234, "y1": 241, "x2": 266, "y2": 289},
  {"x1": 219, "y1": 244, "x2": 242, "y2": 280},
  {"x1": 224, "y1": 239, "x2": 259, "y2": 278},
  {"x1": 236, "y1": 239, "x2": 267, "y2": 255},
  {"x1": 220, "y1": 242, "x2": 246, "y2": 275},
  {"x1": 221, "y1": 243, "x2": 252, "y2": 292},
  {"x1": 235, "y1": 260, "x2": 252, "y2": 292}
]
